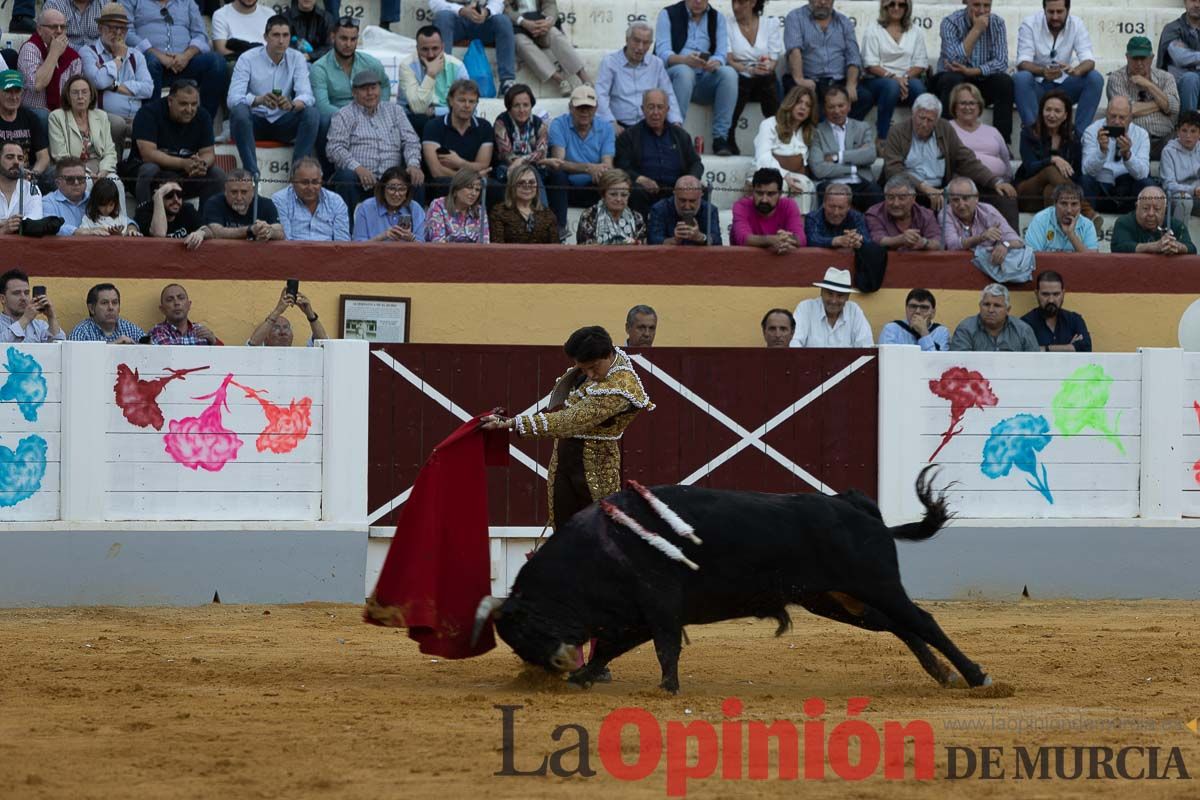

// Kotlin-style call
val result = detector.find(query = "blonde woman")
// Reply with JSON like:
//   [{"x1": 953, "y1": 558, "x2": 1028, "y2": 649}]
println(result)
[
  {"x1": 489, "y1": 162, "x2": 559, "y2": 243},
  {"x1": 860, "y1": 0, "x2": 928, "y2": 140},
  {"x1": 752, "y1": 85, "x2": 816, "y2": 211},
  {"x1": 424, "y1": 168, "x2": 490, "y2": 243},
  {"x1": 48, "y1": 75, "x2": 117, "y2": 179},
  {"x1": 576, "y1": 169, "x2": 646, "y2": 245}
]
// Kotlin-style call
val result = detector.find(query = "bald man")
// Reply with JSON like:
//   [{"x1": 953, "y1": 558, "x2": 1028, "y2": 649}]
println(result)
[
  {"x1": 1111, "y1": 185, "x2": 1197, "y2": 254},
  {"x1": 1080, "y1": 95, "x2": 1156, "y2": 214},
  {"x1": 647, "y1": 174, "x2": 722, "y2": 245}
]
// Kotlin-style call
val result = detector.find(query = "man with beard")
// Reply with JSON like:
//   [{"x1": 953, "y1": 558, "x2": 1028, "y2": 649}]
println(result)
[
  {"x1": 0, "y1": 141, "x2": 43, "y2": 233},
  {"x1": 731, "y1": 167, "x2": 806, "y2": 251},
  {"x1": 1106, "y1": 37, "x2": 1180, "y2": 159},
  {"x1": 131, "y1": 79, "x2": 224, "y2": 205},
  {"x1": 782, "y1": 0, "x2": 872, "y2": 120},
  {"x1": 1020, "y1": 271, "x2": 1091, "y2": 352},
  {"x1": 312, "y1": 17, "x2": 392, "y2": 162},
  {"x1": 1111, "y1": 184, "x2": 1196, "y2": 254},
  {"x1": 761, "y1": 308, "x2": 795, "y2": 347},
  {"x1": 879, "y1": 288, "x2": 949, "y2": 351},
  {"x1": 199, "y1": 169, "x2": 284, "y2": 243},
  {"x1": 133, "y1": 179, "x2": 203, "y2": 243},
  {"x1": 624, "y1": 305, "x2": 657, "y2": 347},
  {"x1": 68, "y1": 282, "x2": 145, "y2": 343},
  {"x1": 149, "y1": 283, "x2": 222, "y2": 346},
  {"x1": 790, "y1": 266, "x2": 873, "y2": 348},
  {"x1": 950, "y1": 283, "x2": 1038, "y2": 352},
  {"x1": 0, "y1": 268, "x2": 64, "y2": 343},
  {"x1": 1026, "y1": 181, "x2": 1098, "y2": 252},
  {"x1": 1014, "y1": 0, "x2": 1101, "y2": 140},
  {"x1": 1158, "y1": 0, "x2": 1200, "y2": 115}
]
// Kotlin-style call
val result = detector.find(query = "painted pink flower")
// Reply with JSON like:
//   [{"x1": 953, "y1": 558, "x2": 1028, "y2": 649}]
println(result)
[
  {"x1": 114, "y1": 364, "x2": 210, "y2": 430},
  {"x1": 928, "y1": 367, "x2": 999, "y2": 462},
  {"x1": 163, "y1": 374, "x2": 243, "y2": 471},
  {"x1": 230, "y1": 381, "x2": 313, "y2": 454}
]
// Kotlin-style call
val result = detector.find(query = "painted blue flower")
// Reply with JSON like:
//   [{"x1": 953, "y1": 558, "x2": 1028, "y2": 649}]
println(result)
[
  {"x1": 0, "y1": 347, "x2": 47, "y2": 422},
  {"x1": 0, "y1": 434, "x2": 48, "y2": 507},
  {"x1": 981, "y1": 413, "x2": 1054, "y2": 503}
]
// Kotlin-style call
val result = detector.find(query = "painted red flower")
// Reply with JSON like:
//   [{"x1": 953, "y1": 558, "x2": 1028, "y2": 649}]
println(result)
[
  {"x1": 231, "y1": 381, "x2": 313, "y2": 454},
  {"x1": 163, "y1": 373, "x2": 244, "y2": 471},
  {"x1": 928, "y1": 367, "x2": 999, "y2": 462},
  {"x1": 114, "y1": 364, "x2": 210, "y2": 430}
]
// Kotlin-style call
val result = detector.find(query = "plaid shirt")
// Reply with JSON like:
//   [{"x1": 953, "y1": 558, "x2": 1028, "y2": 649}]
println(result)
[
  {"x1": 148, "y1": 320, "x2": 219, "y2": 346},
  {"x1": 69, "y1": 317, "x2": 147, "y2": 343},
  {"x1": 326, "y1": 101, "x2": 421, "y2": 175},
  {"x1": 44, "y1": 0, "x2": 104, "y2": 50},
  {"x1": 938, "y1": 8, "x2": 1009, "y2": 76}
]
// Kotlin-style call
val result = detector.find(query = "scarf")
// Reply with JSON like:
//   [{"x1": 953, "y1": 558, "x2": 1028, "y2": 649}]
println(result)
[
  {"x1": 28, "y1": 32, "x2": 81, "y2": 110},
  {"x1": 593, "y1": 204, "x2": 640, "y2": 245}
]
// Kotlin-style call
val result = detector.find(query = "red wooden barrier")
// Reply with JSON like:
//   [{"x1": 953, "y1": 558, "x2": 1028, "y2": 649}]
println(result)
[{"x1": 367, "y1": 345, "x2": 879, "y2": 527}]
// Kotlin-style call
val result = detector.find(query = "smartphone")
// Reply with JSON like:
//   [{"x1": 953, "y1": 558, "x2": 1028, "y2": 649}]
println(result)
[
  {"x1": 32, "y1": 285, "x2": 46, "y2": 298},
  {"x1": 698, "y1": 51, "x2": 711, "y2": 61},
  {"x1": 286, "y1": 279, "x2": 299, "y2": 298},
  {"x1": 436, "y1": 146, "x2": 451, "y2": 155},
  {"x1": 1104, "y1": 125, "x2": 1126, "y2": 138}
]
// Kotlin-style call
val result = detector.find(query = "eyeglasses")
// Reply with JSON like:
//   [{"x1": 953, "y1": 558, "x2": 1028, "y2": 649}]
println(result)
[
  {"x1": 383, "y1": 183, "x2": 407, "y2": 193},
  {"x1": 59, "y1": 175, "x2": 86, "y2": 184},
  {"x1": 42, "y1": 22, "x2": 66, "y2": 30},
  {"x1": 338, "y1": 16, "x2": 360, "y2": 27}
]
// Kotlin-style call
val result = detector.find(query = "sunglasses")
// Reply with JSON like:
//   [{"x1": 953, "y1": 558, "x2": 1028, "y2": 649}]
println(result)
[
  {"x1": 885, "y1": 1, "x2": 907, "y2": 7},
  {"x1": 338, "y1": 16, "x2": 360, "y2": 27},
  {"x1": 160, "y1": 8, "x2": 174, "y2": 25},
  {"x1": 163, "y1": 190, "x2": 183, "y2": 200},
  {"x1": 514, "y1": 179, "x2": 538, "y2": 188},
  {"x1": 59, "y1": 175, "x2": 87, "y2": 184}
]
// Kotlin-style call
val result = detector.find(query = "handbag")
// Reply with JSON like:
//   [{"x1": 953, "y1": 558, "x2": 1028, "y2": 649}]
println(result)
[
  {"x1": 971, "y1": 244, "x2": 1036, "y2": 284},
  {"x1": 463, "y1": 39, "x2": 497, "y2": 98}
]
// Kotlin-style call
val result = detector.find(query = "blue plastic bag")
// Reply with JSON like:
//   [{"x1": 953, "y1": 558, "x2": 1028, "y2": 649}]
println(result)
[{"x1": 463, "y1": 38, "x2": 497, "y2": 98}]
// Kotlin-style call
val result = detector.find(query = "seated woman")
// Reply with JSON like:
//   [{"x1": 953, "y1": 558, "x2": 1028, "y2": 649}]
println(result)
[
  {"x1": 1015, "y1": 89, "x2": 1100, "y2": 229},
  {"x1": 576, "y1": 169, "x2": 645, "y2": 245},
  {"x1": 489, "y1": 162, "x2": 559, "y2": 243},
  {"x1": 49, "y1": 75, "x2": 118, "y2": 180},
  {"x1": 726, "y1": 0, "x2": 782, "y2": 155},
  {"x1": 860, "y1": 0, "x2": 928, "y2": 143},
  {"x1": 752, "y1": 85, "x2": 817, "y2": 211},
  {"x1": 353, "y1": 167, "x2": 426, "y2": 242},
  {"x1": 505, "y1": 0, "x2": 590, "y2": 96},
  {"x1": 492, "y1": 83, "x2": 554, "y2": 213},
  {"x1": 77, "y1": 178, "x2": 139, "y2": 236},
  {"x1": 424, "y1": 167, "x2": 490, "y2": 243},
  {"x1": 947, "y1": 83, "x2": 1012, "y2": 186}
]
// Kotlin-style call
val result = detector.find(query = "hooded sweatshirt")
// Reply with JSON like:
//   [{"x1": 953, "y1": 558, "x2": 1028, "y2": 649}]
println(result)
[{"x1": 1160, "y1": 138, "x2": 1200, "y2": 197}]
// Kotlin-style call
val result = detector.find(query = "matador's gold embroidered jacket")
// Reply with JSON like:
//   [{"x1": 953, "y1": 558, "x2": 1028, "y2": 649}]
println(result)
[{"x1": 513, "y1": 348, "x2": 653, "y2": 527}]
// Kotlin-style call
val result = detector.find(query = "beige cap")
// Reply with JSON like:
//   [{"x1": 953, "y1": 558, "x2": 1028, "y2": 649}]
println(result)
[{"x1": 569, "y1": 85, "x2": 597, "y2": 108}]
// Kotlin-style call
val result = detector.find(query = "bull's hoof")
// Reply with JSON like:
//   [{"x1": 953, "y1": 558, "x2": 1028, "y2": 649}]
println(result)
[
  {"x1": 981, "y1": 674, "x2": 993, "y2": 688},
  {"x1": 593, "y1": 667, "x2": 613, "y2": 684},
  {"x1": 566, "y1": 672, "x2": 594, "y2": 690},
  {"x1": 659, "y1": 679, "x2": 680, "y2": 695}
]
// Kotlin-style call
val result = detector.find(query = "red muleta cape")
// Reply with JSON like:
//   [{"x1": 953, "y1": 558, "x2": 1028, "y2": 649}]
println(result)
[{"x1": 364, "y1": 415, "x2": 509, "y2": 659}]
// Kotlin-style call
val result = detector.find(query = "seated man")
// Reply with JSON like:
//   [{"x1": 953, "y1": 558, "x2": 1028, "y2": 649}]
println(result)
[
  {"x1": 274, "y1": 156, "x2": 350, "y2": 241},
  {"x1": 950, "y1": 283, "x2": 1039, "y2": 352},
  {"x1": 941, "y1": 176, "x2": 1024, "y2": 254},
  {"x1": 1019, "y1": 270, "x2": 1092, "y2": 352},
  {"x1": 614, "y1": 88, "x2": 703, "y2": 216},
  {"x1": 227, "y1": 15, "x2": 319, "y2": 177},
  {"x1": 0, "y1": 141, "x2": 43, "y2": 233},
  {"x1": 328, "y1": 70, "x2": 422, "y2": 215},
  {"x1": 248, "y1": 288, "x2": 327, "y2": 346},
  {"x1": 1080, "y1": 96, "x2": 1155, "y2": 215},
  {"x1": 1159, "y1": 2, "x2": 1200, "y2": 115},
  {"x1": 1162, "y1": 111, "x2": 1200, "y2": 220},
  {"x1": 200, "y1": 168, "x2": 285, "y2": 242},
  {"x1": 429, "y1": 0, "x2": 516, "y2": 94},
  {"x1": 81, "y1": 4, "x2": 155, "y2": 152},
  {"x1": 68, "y1": 282, "x2": 146, "y2": 343},
  {"x1": 866, "y1": 175, "x2": 942, "y2": 252},
  {"x1": 596, "y1": 22, "x2": 682, "y2": 135},
  {"x1": 1026, "y1": 182, "x2": 1098, "y2": 252},
  {"x1": 1111, "y1": 184, "x2": 1197, "y2": 254},
  {"x1": 625, "y1": 305, "x2": 657, "y2": 347},
  {"x1": 731, "y1": 167, "x2": 806, "y2": 253},
  {"x1": 131, "y1": 79, "x2": 225, "y2": 205},
  {"x1": 1014, "y1": 0, "x2": 1101, "y2": 140},
  {"x1": 803, "y1": 183, "x2": 870, "y2": 249},
  {"x1": 41, "y1": 156, "x2": 90, "y2": 235},
  {"x1": 930, "y1": 0, "x2": 1014, "y2": 145},
  {"x1": 133, "y1": 179, "x2": 203, "y2": 241},
  {"x1": 1107, "y1": 37, "x2": 1180, "y2": 159},
  {"x1": 882, "y1": 93, "x2": 1018, "y2": 226},
  {"x1": 789, "y1": 266, "x2": 873, "y2": 348},
  {"x1": 545, "y1": 85, "x2": 615, "y2": 222},
  {"x1": 809, "y1": 85, "x2": 881, "y2": 212},
  {"x1": 149, "y1": 283, "x2": 222, "y2": 345},
  {"x1": 781, "y1": 0, "x2": 872, "y2": 119},
  {"x1": 421, "y1": 79, "x2": 494, "y2": 197},
  {"x1": 398, "y1": 26, "x2": 468, "y2": 135},
  {"x1": 0, "y1": 268, "x2": 64, "y2": 343},
  {"x1": 126, "y1": 0, "x2": 227, "y2": 118},
  {"x1": 0, "y1": 70, "x2": 52, "y2": 179},
  {"x1": 647, "y1": 175, "x2": 721, "y2": 245},
  {"x1": 654, "y1": 0, "x2": 739, "y2": 156},
  {"x1": 761, "y1": 308, "x2": 795, "y2": 347},
  {"x1": 16, "y1": 9, "x2": 82, "y2": 124},
  {"x1": 211, "y1": 0, "x2": 273, "y2": 59},
  {"x1": 879, "y1": 288, "x2": 949, "y2": 351},
  {"x1": 312, "y1": 16, "x2": 393, "y2": 157}
]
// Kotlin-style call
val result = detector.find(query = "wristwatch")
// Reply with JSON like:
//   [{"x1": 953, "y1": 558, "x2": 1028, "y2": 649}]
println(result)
[{"x1": 307, "y1": 313, "x2": 319, "y2": 323}]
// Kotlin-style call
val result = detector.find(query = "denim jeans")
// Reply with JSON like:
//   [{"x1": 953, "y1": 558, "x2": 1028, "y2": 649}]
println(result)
[
  {"x1": 1079, "y1": 172, "x2": 1159, "y2": 215},
  {"x1": 667, "y1": 64, "x2": 738, "y2": 139},
  {"x1": 1179, "y1": 72, "x2": 1200, "y2": 116},
  {"x1": 434, "y1": 11, "x2": 516, "y2": 84},
  {"x1": 145, "y1": 51, "x2": 228, "y2": 120},
  {"x1": 230, "y1": 104, "x2": 320, "y2": 176},
  {"x1": 1014, "y1": 71, "x2": 1104, "y2": 140},
  {"x1": 860, "y1": 75, "x2": 926, "y2": 139}
]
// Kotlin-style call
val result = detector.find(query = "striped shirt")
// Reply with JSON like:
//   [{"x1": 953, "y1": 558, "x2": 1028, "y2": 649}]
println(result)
[
  {"x1": 44, "y1": 0, "x2": 104, "y2": 50},
  {"x1": 937, "y1": 8, "x2": 1009, "y2": 76},
  {"x1": 69, "y1": 317, "x2": 147, "y2": 343},
  {"x1": 326, "y1": 101, "x2": 421, "y2": 175}
]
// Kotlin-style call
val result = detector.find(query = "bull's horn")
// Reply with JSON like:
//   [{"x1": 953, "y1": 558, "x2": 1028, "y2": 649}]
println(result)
[{"x1": 470, "y1": 595, "x2": 504, "y2": 647}]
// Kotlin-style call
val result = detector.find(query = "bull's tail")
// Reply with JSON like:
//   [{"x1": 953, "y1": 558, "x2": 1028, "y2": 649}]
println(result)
[{"x1": 889, "y1": 465, "x2": 954, "y2": 542}]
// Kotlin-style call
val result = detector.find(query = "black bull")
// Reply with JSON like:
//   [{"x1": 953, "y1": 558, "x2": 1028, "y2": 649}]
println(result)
[{"x1": 475, "y1": 466, "x2": 991, "y2": 693}]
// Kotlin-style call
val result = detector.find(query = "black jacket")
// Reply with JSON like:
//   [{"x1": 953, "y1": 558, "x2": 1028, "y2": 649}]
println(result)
[
  {"x1": 613, "y1": 121, "x2": 704, "y2": 184},
  {"x1": 286, "y1": 1, "x2": 335, "y2": 62}
]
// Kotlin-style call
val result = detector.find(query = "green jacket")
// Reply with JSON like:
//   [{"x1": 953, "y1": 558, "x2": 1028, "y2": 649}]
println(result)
[
  {"x1": 1110, "y1": 213, "x2": 1196, "y2": 254},
  {"x1": 310, "y1": 51, "x2": 392, "y2": 119}
]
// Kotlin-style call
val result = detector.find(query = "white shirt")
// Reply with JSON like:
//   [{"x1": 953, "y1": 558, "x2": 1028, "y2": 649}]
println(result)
[
  {"x1": 1015, "y1": 12, "x2": 1094, "y2": 84},
  {"x1": 860, "y1": 21, "x2": 928, "y2": 75},
  {"x1": 725, "y1": 14, "x2": 783, "y2": 72},
  {"x1": 829, "y1": 121, "x2": 859, "y2": 183},
  {"x1": 789, "y1": 297, "x2": 874, "y2": 348},
  {"x1": 0, "y1": 179, "x2": 43, "y2": 220},
  {"x1": 754, "y1": 118, "x2": 808, "y2": 178},
  {"x1": 211, "y1": 4, "x2": 275, "y2": 45}
]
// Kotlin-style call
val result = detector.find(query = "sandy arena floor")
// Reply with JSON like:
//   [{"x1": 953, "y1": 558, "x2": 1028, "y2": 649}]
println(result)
[{"x1": 1, "y1": 600, "x2": 1198, "y2": 799}]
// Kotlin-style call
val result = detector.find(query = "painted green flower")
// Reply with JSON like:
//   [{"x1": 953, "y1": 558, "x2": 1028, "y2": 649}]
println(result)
[{"x1": 1052, "y1": 364, "x2": 1124, "y2": 455}]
